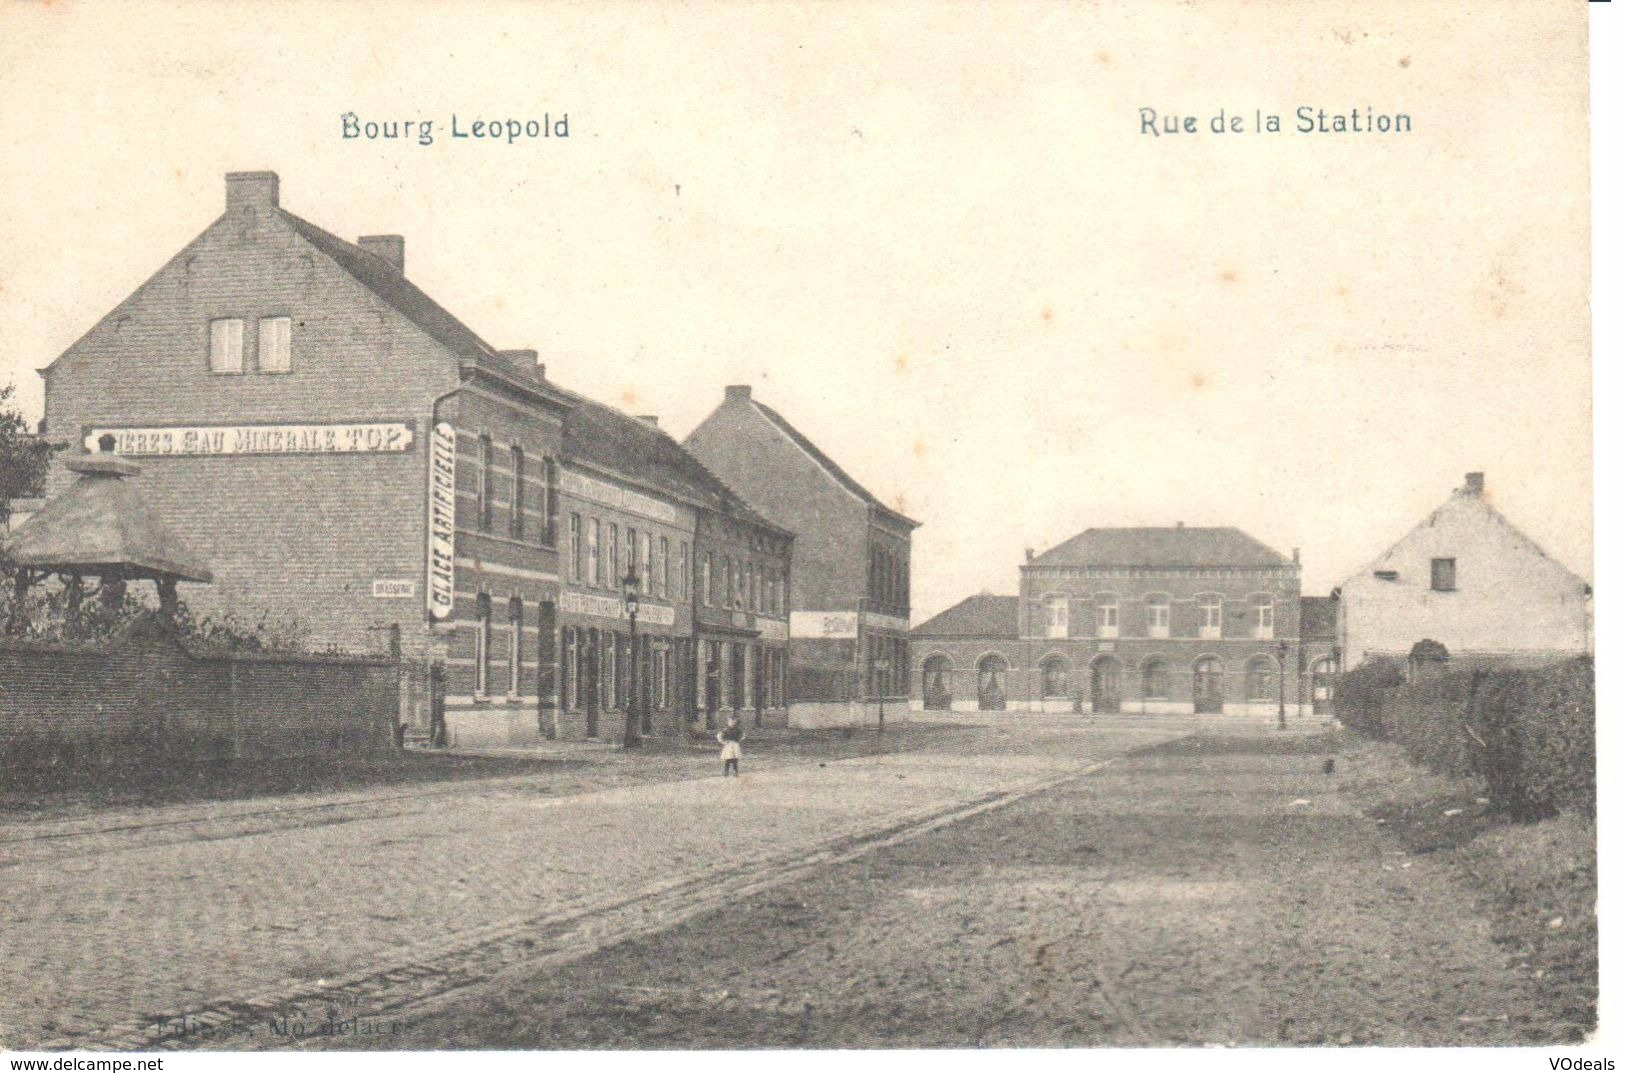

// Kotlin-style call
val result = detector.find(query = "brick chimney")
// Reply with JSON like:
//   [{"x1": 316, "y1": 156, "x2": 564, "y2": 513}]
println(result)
[
  {"x1": 226, "y1": 171, "x2": 279, "y2": 213},
  {"x1": 358, "y1": 235, "x2": 405, "y2": 273},
  {"x1": 1463, "y1": 471, "x2": 1485, "y2": 497},
  {"x1": 725, "y1": 385, "x2": 752, "y2": 401}
]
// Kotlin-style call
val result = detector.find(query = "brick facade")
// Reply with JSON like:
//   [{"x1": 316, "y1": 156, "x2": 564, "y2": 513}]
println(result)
[
  {"x1": 912, "y1": 528, "x2": 1331, "y2": 718},
  {"x1": 34, "y1": 171, "x2": 794, "y2": 751},
  {"x1": 684, "y1": 386, "x2": 917, "y2": 729}
]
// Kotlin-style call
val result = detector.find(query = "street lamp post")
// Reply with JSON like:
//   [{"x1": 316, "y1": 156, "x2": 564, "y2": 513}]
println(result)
[
  {"x1": 1276, "y1": 638, "x2": 1289, "y2": 730},
  {"x1": 623, "y1": 568, "x2": 641, "y2": 748}
]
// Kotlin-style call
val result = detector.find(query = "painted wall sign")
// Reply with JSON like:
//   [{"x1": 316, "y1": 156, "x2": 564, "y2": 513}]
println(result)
[
  {"x1": 426, "y1": 422, "x2": 457, "y2": 621},
  {"x1": 372, "y1": 579, "x2": 417, "y2": 599},
  {"x1": 757, "y1": 618, "x2": 788, "y2": 643},
  {"x1": 88, "y1": 422, "x2": 414, "y2": 457},
  {"x1": 560, "y1": 470, "x2": 680, "y2": 526},
  {"x1": 862, "y1": 611, "x2": 910, "y2": 634},
  {"x1": 791, "y1": 611, "x2": 859, "y2": 639},
  {"x1": 561, "y1": 590, "x2": 676, "y2": 628}
]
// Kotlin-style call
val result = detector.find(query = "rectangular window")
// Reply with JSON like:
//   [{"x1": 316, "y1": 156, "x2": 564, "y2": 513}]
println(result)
[
  {"x1": 510, "y1": 447, "x2": 525, "y2": 540},
  {"x1": 679, "y1": 542, "x2": 691, "y2": 601},
  {"x1": 702, "y1": 552, "x2": 713, "y2": 607},
  {"x1": 1097, "y1": 600, "x2": 1119, "y2": 639},
  {"x1": 1147, "y1": 600, "x2": 1170, "y2": 639},
  {"x1": 588, "y1": 518, "x2": 602, "y2": 585},
  {"x1": 509, "y1": 599, "x2": 523, "y2": 696},
  {"x1": 1199, "y1": 597, "x2": 1223, "y2": 640},
  {"x1": 1252, "y1": 598, "x2": 1275, "y2": 640},
  {"x1": 608, "y1": 525, "x2": 620, "y2": 585},
  {"x1": 723, "y1": 556, "x2": 734, "y2": 607},
  {"x1": 256, "y1": 316, "x2": 292, "y2": 373},
  {"x1": 1044, "y1": 596, "x2": 1068, "y2": 639},
  {"x1": 478, "y1": 436, "x2": 493, "y2": 532},
  {"x1": 569, "y1": 514, "x2": 582, "y2": 580},
  {"x1": 209, "y1": 318, "x2": 244, "y2": 373},
  {"x1": 543, "y1": 459, "x2": 558, "y2": 545},
  {"x1": 658, "y1": 537, "x2": 670, "y2": 599},
  {"x1": 642, "y1": 533, "x2": 654, "y2": 594},
  {"x1": 1431, "y1": 558, "x2": 1457, "y2": 592}
]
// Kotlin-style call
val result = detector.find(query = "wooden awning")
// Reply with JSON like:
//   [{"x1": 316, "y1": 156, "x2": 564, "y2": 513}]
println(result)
[{"x1": 3, "y1": 456, "x2": 213, "y2": 583}]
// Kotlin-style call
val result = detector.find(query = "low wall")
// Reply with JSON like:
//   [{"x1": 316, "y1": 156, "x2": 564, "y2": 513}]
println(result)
[
  {"x1": 0, "y1": 618, "x2": 398, "y2": 772},
  {"x1": 789, "y1": 698, "x2": 908, "y2": 730}
]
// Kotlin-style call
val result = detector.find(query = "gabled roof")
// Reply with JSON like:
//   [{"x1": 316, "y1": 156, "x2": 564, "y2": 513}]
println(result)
[
  {"x1": 559, "y1": 389, "x2": 785, "y2": 536},
  {"x1": 742, "y1": 396, "x2": 919, "y2": 530},
  {"x1": 279, "y1": 210, "x2": 502, "y2": 368},
  {"x1": 4, "y1": 457, "x2": 213, "y2": 583},
  {"x1": 1300, "y1": 595, "x2": 1338, "y2": 641},
  {"x1": 911, "y1": 593, "x2": 1019, "y2": 638},
  {"x1": 1029, "y1": 527, "x2": 1290, "y2": 569}
]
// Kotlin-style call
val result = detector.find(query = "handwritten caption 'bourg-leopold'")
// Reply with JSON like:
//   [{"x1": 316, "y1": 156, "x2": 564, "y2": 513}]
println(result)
[
  {"x1": 342, "y1": 112, "x2": 568, "y2": 146},
  {"x1": 1141, "y1": 107, "x2": 1413, "y2": 136}
]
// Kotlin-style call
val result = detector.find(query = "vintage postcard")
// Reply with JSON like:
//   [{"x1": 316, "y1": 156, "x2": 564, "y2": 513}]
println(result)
[{"x1": 0, "y1": 0, "x2": 1604, "y2": 1064}]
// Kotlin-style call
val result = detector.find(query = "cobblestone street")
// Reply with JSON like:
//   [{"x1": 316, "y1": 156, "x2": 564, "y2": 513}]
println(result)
[{"x1": 0, "y1": 715, "x2": 1184, "y2": 1050}]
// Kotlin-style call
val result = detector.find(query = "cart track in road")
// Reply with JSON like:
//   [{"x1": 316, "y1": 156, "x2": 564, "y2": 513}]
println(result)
[{"x1": 113, "y1": 750, "x2": 1154, "y2": 1051}]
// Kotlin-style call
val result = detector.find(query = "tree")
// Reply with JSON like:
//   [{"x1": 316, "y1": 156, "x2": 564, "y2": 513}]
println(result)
[{"x1": 0, "y1": 380, "x2": 53, "y2": 526}]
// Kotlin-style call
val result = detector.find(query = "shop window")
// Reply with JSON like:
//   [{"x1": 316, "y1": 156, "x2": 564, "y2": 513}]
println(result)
[
  {"x1": 475, "y1": 594, "x2": 492, "y2": 697},
  {"x1": 508, "y1": 597, "x2": 523, "y2": 696}
]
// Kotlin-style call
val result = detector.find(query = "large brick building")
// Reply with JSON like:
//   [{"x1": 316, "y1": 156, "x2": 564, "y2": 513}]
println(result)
[
  {"x1": 684, "y1": 387, "x2": 917, "y2": 728},
  {"x1": 911, "y1": 526, "x2": 1334, "y2": 717},
  {"x1": 37, "y1": 171, "x2": 789, "y2": 745}
]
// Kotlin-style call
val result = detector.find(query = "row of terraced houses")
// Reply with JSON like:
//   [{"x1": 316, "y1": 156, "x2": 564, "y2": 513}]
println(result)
[{"x1": 34, "y1": 172, "x2": 917, "y2": 745}]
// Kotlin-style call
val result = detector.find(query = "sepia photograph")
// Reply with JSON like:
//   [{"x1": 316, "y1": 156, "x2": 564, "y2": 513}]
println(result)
[{"x1": 0, "y1": 0, "x2": 1608, "y2": 1064}]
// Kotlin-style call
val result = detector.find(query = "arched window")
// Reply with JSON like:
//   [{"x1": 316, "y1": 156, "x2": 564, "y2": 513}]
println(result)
[
  {"x1": 923, "y1": 655, "x2": 953, "y2": 710},
  {"x1": 976, "y1": 653, "x2": 1009, "y2": 711},
  {"x1": 1143, "y1": 658, "x2": 1171, "y2": 700},
  {"x1": 1145, "y1": 595, "x2": 1171, "y2": 639},
  {"x1": 1198, "y1": 595, "x2": 1223, "y2": 639},
  {"x1": 1096, "y1": 595, "x2": 1119, "y2": 639},
  {"x1": 474, "y1": 593, "x2": 492, "y2": 696},
  {"x1": 508, "y1": 597, "x2": 523, "y2": 696},
  {"x1": 1246, "y1": 655, "x2": 1276, "y2": 702},
  {"x1": 1043, "y1": 595, "x2": 1069, "y2": 639},
  {"x1": 1041, "y1": 656, "x2": 1071, "y2": 699},
  {"x1": 1251, "y1": 594, "x2": 1275, "y2": 640}
]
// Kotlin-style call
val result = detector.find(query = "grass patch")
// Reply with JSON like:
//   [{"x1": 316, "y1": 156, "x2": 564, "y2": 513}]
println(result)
[{"x1": 1334, "y1": 731, "x2": 1596, "y2": 1040}]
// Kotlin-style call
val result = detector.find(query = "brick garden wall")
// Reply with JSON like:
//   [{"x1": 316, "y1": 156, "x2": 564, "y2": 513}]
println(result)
[{"x1": 0, "y1": 621, "x2": 398, "y2": 773}]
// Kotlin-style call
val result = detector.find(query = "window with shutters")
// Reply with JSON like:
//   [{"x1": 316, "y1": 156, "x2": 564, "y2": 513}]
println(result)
[
  {"x1": 209, "y1": 318, "x2": 244, "y2": 373},
  {"x1": 257, "y1": 316, "x2": 291, "y2": 373}
]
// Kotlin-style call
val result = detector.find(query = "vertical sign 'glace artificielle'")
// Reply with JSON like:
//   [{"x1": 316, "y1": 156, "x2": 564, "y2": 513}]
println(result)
[{"x1": 427, "y1": 421, "x2": 457, "y2": 620}]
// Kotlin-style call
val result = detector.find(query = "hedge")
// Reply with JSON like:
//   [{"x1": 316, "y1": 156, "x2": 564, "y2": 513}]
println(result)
[{"x1": 1339, "y1": 656, "x2": 1594, "y2": 821}]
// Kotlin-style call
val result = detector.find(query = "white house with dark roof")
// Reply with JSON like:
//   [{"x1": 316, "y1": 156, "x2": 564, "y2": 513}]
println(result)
[{"x1": 1336, "y1": 472, "x2": 1592, "y2": 669}]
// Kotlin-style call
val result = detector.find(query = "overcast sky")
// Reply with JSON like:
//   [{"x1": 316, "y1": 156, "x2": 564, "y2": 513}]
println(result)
[{"x1": 0, "y1": 1, "x2": 1591, "y2": 623}]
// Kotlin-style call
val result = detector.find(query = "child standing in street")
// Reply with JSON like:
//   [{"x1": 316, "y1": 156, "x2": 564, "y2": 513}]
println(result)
[{"x1": 717, "y1": 715, "x2": 744, "y2": 777}]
